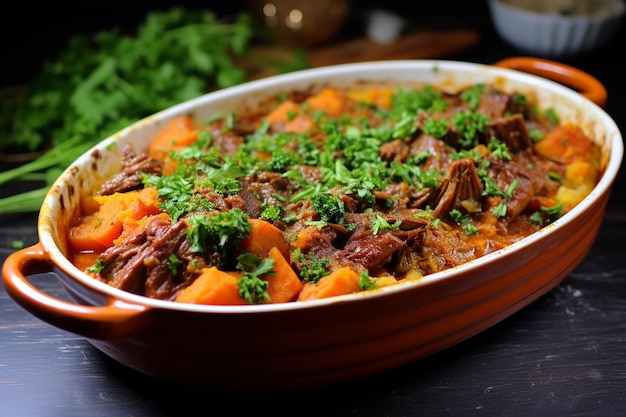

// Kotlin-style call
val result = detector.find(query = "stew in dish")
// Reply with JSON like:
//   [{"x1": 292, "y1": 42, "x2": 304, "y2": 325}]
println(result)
[{"x1": 68, "y1": 83, "x2": 601, "y2": 304}]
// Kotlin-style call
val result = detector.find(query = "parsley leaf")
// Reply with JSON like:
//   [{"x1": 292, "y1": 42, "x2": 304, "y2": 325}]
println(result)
[{"x1": 235, "y1": 253, "x2": 273, "y2": 304}]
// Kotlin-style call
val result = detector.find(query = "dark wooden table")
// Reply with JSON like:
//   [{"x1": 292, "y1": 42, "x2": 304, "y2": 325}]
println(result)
[{"x1": 1, "y1": 7, "x2": 625, "y2": 417}]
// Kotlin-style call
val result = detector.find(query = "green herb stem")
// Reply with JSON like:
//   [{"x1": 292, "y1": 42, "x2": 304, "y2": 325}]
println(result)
[
  {"x1": 0, "y1": 135, "x2": 90, "y2": 185},
  {"x1": 0, "y1": 186, "x2": 49, "y2": 214}
]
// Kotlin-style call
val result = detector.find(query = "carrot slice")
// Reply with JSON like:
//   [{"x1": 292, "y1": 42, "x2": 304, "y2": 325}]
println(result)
[
  {"x1": 114, "y1": 212, "x2": 170, "y2": 245},
  {"x1": 175, "y1": 267, "x2": 248, "y2": 305},
  {"x1": 347, "y1": 87, "x2": 393, "y2": 109},
  {"x1": 89, "y1": 199, "x2": 125, "y2": 248},
  {"x1": 72, "y1": 252, "x2": 101, "y2": 272},
  {"x1": 297, "y1": 267, "x2": 360, "y2": 301},
  {"x1": 284, "y1": 115, "x2": 315, "y2": 133},
  {"x1": 266, "y1": 100, "x2": 301, "y2": 124},
  {"x1": 305, "y1": 88, "x2": 348, "y2": 117},
  {"x1": 68, "y1": 214, "x2": 108, "y2": 253},
  {"x1": 148, "y1": 115, "x2": 199, "y2": 163},
  {"x1": 240, "y1": 218, "x2": 291, "y2": 260},
  {"x1": 535, "y1": 123, "x2": 592, "y2": 163},
  {"x1": 84, "y1": 188, "x2": 162, "y2": 248},
  {"x1": 264, "y1": 246, "x2": 303, "y2": 303}
]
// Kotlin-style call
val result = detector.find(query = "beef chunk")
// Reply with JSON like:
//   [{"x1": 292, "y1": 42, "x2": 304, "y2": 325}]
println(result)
[
  {"x1": 98, "y1": 146, "x2": 162, "y2": 196},
  {"x1": 341, "y1": 229, "x2": 404, "y2": 272},
  {"x1": 431, "y1": 158, "x2": 484, "y2": 218},
  {"x1": 380, "y1": 139, "x2": 410, "y2": 162},
  {"x1": 98, "y1": 217, "x2": 199, "y2": 300},
  {"x1": 410, "y1": 134, "x2": 454, "y2": 173},
  {"x1": 483, "y1": 156, "x2": 535, "y2": 222},
  {"x1": 486, "y1": 114, "x2": 533, "y2": 153},
  {"x1": 417, "y1": 225, "x2": 482, "y2": 274}
]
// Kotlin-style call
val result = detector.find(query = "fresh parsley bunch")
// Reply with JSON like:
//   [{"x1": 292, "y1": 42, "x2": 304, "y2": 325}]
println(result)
[{"x1": 0, "y1": 7, "x2": 299, "y2": 214}]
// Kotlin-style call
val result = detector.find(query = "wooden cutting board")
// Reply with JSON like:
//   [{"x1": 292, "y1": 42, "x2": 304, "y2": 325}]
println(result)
[
  {"x1": 245, "y1": 28, "x2": 480, "y2": 79},
  {"x1": 308, "y1": 28, "x2": 480, "y2": 67}
]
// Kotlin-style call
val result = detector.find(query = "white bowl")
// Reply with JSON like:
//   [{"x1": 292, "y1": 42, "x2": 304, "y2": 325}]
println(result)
[{"x1": 488, "y1": 0, "x2": 625, "y2": 57}]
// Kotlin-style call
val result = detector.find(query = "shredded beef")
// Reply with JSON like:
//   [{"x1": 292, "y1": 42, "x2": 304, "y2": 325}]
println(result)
[
  {"x1": 98, "y1": 146, "x2": 162, "y2": 196},
  {"x1": 431, "y1": 158, "x2": 484, "y2": 218},
  {"x1": 97, "y1": 217, "x2": 214, "y2": 300}
]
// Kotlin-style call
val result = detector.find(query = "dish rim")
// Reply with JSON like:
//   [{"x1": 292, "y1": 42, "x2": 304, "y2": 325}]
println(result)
[{"x1": 488, "y1": 0, "x2": 626, "y2": 22}]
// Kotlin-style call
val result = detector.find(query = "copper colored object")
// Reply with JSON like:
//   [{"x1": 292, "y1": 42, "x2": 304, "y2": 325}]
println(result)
[
  {"x1": 2, "y1": 58, "x2": 622, "y2": 391},
  {"x1": 247, "y1": 0, "x2": 350, "y2": 47}
]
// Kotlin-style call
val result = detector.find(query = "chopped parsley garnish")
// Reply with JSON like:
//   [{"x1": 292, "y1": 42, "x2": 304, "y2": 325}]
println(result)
[
  {"x1": 370, "y1": 215, "x2": 402, "y2": 235},
  {"x1": 87, "y1": 259, "x2": 106, "y2": 274},
  {"x1": 390, "y1": 86, "x2": 447, "y2": 115},
  {"x1": 461, "y1": 83, "x2": 485, "y2": 111},
  {"x1": 142, "y1": 174, "x2": 212, "y2": 221},
  {"x1": 449, "y1": 208, "x2": 478, "y2": 235},
  {"x1": 358, "y1": 270, "x2": 377, "y2": 291},
  {"x1": 311, "y1": 192, "x2": 346, "y2": 225},
  {"x1": 167, "y1": 254, "x2": 183, "y2": 275},
  {"x1": 423, "y1": 117, "x2": 449, "y2": 138},
  {"x1": 491, "y1": 202, "x2": 507, "y2": 218},
  {"x1": 529, "y1": 128, "x2": 545, "y2": 143},
  {"x1": 186, "y1": 209, "x2": 251, "y2": 258},
  {"x1": 545, "y1": 108, "x2": 560, "y2": 125},
  {"x1": 293, "y1": 248, "x2": 330, "y2": 284},
  {"x1": 452, "y1": 111, "x2": 490, "y2": 149},
  {"x1": 235, "y1": 253, "x2": 274, "y2": 304},
  {"x1": 548, "y1": 171, "x2": 563, "y2": 181},
  {"x1": 487, "y1": 138, "x2": 512, "y2": 160},
  {"x1": 260, "y1": 203, "x2": 283, "y2": 221},
  {"x1": 541, "y1": 203, "x2": 564, "y2": 222}
]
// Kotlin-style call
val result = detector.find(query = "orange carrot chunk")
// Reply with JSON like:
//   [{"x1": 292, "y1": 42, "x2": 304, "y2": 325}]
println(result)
[
  {"x1": 264, "y1": 246, "x2": 303, "y2": 303},
  {"x1": 347, "y1": 87, "x2": 393, "y2": 109},
  {"x1": 265, "y1": 100, "x2": 301, "y2": 124},
  {"x1": 175, "y1": 267, "x2": 248, "y2": 305},
  {"x1": 284, "y1": 115, "x2": 315, "y2": 133},
  {"x1": 535, "y1": 123, "x2": 592, "y2": 163},
  {"x1": 240, "y1": 218, "x2": 291, "y2": 260},
  {"x1": 114, "y1": 212, "x2": 170, "y2": 245},
  {"x1": 305, "y1": 88, "x2": 348, "y2": 117},
  {"x1": 72, "y1": 252, "x2": 101, "y2": 272},
  {"x1": 148, "y1": 115, "x2": 199, "y2": 163},
  {"x1": 68, "y1": 214, "x2": 109, "y2": 253},
  {"x1": 265, "y1": 100, "x2": 313, "y2": 133},
  {"x1": 297, "y1": 267, "x2": 360, "y2": 301}
]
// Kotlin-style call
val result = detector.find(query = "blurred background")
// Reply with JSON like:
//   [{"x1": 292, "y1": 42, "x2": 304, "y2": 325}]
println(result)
[{"x1": 0, "y1": 0, "x2": 489, "y2": 86}]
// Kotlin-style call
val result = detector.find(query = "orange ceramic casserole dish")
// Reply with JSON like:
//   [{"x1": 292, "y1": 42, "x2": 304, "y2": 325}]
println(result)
[{"x1": 2, "y1": 57, "x2": 622, "y2": 390}]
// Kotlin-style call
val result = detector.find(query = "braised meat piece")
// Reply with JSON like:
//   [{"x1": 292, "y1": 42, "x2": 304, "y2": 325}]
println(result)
[
  {"x1": 341, "y1": 232, "x2": 405, "y2": 274},
  {"x1": 476, "y1": 87, "x2": 511, "y2": 119},
  {"x1": 483, "y1": 155, "x2": 535, "y2": 222},
  {"x1": 431, "y1": 158, "x2": 484, "y2": 218},
  {"x1": 486, "y1": 114, "x2": 533, "y2": 153},
  {"x1": 416, "y1": 225, "x2": 483, "y2": 274},
  {"x1": 380, "y1": 139, "x2": 411, "y2": 162},
  {"x1": 98, "y1": 146, "x2": 162, "y2": 196},
  {"x1": 97, "y1": 217, "x2": 216, "y2": 300},
  {"x1": 410, "y1": 134, "x2": 455, "y2": 173}
]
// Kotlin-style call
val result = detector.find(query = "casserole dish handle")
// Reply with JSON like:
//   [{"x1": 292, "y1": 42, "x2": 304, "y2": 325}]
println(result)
[
  {"x1": 2, "y1": 242, "x2": 151, "y2": 339},
  {"x1": 494, "y1": 57, "x2": 607, "y2": 107}
]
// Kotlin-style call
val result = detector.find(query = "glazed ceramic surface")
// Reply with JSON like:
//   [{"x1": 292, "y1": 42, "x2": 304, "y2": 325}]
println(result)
[
  {"x1": 488, "y1": 0, "x2": 625, "y2": 57},
  {"x1": 3, "y1": 59, "x2": 623, "y2": 390}
]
